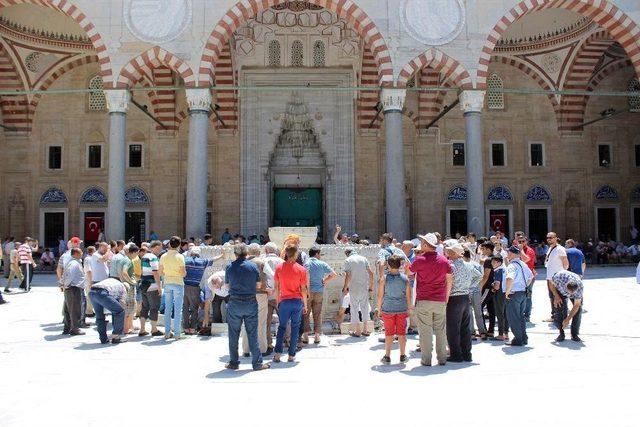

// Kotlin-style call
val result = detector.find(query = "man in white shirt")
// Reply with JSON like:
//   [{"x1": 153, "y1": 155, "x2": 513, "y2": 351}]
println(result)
[
  {"x1": 543, "y1": 232, "x2": 569, "y2": 322},
  {"x1": 343, "y1": 248, "x2": 374, "y2": 337},
  {"x1": 262, "y1": 242, "x2": 284, "y2": 351}
]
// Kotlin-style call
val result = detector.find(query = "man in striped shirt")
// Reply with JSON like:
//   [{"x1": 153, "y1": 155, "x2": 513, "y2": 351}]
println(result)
[{"x1": 18, "y1": 237, "x2": 37, "y2": 292}]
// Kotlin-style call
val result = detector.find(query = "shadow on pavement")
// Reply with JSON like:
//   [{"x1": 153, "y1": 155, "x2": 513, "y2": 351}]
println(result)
[
  {"x1": 399, "y1": 362, "x2": 477, "y2": 376},
  {"x1": 74, "y1": 342, "x2": 109, "y2": 350},
  {"x1": 371, "y1": 363, "x2": 406, "y2": 373},
  {"x1": 43, "y1": 334, "x2": 69, "y2": 342},
  {"x1": 206, "y1": 368, "x2": 253, "y2": 379},
  {"x1": 551, "y1": 340, "x2": 586, "y2": 350},
  {"x1": 501, "y1": 346, "x2": 532, "y2": 355},
  {"x1": 141, "y1": 339, "x2": 172, "y2": 347}
]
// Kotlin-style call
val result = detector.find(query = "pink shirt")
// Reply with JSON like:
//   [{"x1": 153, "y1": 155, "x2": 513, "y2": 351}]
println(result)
[{"x1": 409, "y1": 252, "x2": 452, "y2": 302}]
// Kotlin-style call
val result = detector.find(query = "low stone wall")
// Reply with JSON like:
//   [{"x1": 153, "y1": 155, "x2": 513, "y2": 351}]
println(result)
[{"x1": 199, "y1": 245, "x2": 383, "y2": 321}]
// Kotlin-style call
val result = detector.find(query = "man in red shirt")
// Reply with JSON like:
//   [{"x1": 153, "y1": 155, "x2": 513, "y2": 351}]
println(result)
[
  {"x1": 410, "y1": 233, "x2": 453, "y2": 366},
  {"x1": 517, "y1": 235, "x2": 537, "y2": 322},
  {"x1": 273, "y1": 245, "x2": 309, "y2": 363}
]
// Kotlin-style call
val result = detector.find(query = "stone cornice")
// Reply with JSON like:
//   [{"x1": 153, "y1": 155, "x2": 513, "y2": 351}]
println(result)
[
  {"x1": 495, "y1": 19, "x2": 597, "y2": 54},
  {"x1": 0, "y1": 17, "x2": 93, "y2": 51}
]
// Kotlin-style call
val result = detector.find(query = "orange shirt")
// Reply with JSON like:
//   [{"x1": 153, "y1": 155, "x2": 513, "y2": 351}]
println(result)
[{"x1": 274, "y1": 261, "x2": 307, "y2": 301}]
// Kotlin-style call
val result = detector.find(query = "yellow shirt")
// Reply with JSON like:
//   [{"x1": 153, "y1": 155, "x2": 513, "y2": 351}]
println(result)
[
  {"x1": 159, "y1": 250, "x2": 185, "y2": 285},
  {"x1": 132, "y1": 256, "x2": 142, "y2": 278}
]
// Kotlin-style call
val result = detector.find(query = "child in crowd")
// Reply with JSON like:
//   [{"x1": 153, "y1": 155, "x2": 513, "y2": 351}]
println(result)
[
  {"x1": 376, "y1": 255, "x2": 412, "y2": 364},
  {"x1": 491, "y1": 256, "x2": 509, "y2": 341}
]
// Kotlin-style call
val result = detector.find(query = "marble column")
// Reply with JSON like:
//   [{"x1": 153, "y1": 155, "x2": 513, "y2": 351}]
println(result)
[
  {"x1": 185, "y1": 89, "x2": 212, "y2": 239},
  {"x1": 460, "y1": 90, "x2": 486, "y2": 236},
  {"x1": 382, "y1": 88, "x2": 409, "y2": 240},
  {"x1": 105, "y1": 90, "x2": 129, "y2": 241}
]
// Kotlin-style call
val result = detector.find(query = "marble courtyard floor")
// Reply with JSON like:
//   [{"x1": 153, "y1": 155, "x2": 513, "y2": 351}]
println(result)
[{"x1": 1, "y1": 266, "x2": 638, "y2": 427}]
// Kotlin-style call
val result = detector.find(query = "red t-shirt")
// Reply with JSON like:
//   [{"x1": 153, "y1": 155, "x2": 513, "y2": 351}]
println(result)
[
  {"x1": 523, "y1": 245, "x2": 536, "y2": 273},
  {"x1": 409, "y1": 252, "x2": 452, "y2": 302},
  {"x1": 274, "y1": 261, "x2": 308, "y2": 301}
]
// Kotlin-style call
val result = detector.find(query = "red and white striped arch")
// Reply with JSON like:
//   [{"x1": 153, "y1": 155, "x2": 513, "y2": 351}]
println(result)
[
  {"x1": 0, "y1": 43, "x2": 29, "y2": 132},
  {"x1": 413, "y1": 68, "x2": 451, "y2": 129},
  {"x1": 587, "y1": 58, "x2": 632, "y2": 91},
  {"x1": 397, "y1": 48, "x2": 473, "y2": 89},
  {"x1": 477, "y1": 0, "x2": 640, "y2": 89},
  {"x1": 490, "y1": 55, "x2": 559, "y2": 113},
  {"x1": 199, "y1": 0, "x2": 393, "y2": 87},
  {"x1": 559, "y1": 30, "x2": 616, "y2": 132},
  {"x1": 117, "y1": 46, "x2": 196, "y2": 89},
  {"x1": 31, "y1": 55, "x2": 98, "y2": 112},
  {"x1": 0, "y1": 0, "x2": 113, "y2": 86}
]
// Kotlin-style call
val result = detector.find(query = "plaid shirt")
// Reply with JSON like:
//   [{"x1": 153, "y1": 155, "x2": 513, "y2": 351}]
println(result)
[{"x1": 552, "y1": 270, "x2": 584, "y2": 299}]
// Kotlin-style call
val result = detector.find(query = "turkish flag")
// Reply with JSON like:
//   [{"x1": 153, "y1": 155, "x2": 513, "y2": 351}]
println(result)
[
  {"x1": 85, "y1": 216, "x2": 103, "y2": 243},
  {"x1": 490, "y1": 213, "x2": 507, "y2": 233}
]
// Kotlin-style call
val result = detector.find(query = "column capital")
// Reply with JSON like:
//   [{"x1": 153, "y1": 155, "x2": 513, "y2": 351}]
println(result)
[
  {"x1": 186, "y1": 88, "x2": 212, "y2": 112},
  {"x1": 381, "y1": 88, "x2": 406, "y2": 112},
  {"x1": 459, "y1": 90, "x2": 485, "y2": 113},
  {"x1": 104, "y1": 90, "x2": 130, "y2": 113}
]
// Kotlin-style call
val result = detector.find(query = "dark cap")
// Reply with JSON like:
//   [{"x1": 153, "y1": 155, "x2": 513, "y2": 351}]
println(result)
[{"x1": 508, "y1": 245, "x2": 521, "y2": 255}]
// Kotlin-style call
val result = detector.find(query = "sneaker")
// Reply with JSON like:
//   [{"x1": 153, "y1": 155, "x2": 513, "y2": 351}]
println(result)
[
  {"x1": 138, "y1": 331, "x2": 149, "y2": 337},
  {"x1": 399, "y1": 355, "x2": 409, "y2": 363},
  {"x1": 555, "y1": 333, "x2": 566, "y2": 342},
  {"x1": 225, "y1": 363, "x2": 239, "y2": 370},
  {"x1": 571, "y1": 335, "x2": 581, "y2": 342},
  {"x1": 70, "y1": 330, "x2": 86, "y2": 336},
  {"x1": 151, "y1": 330, "x2": 164, "y2": 337},
  {"x1": 4, "y1": 288, "x2": 11, "y2": 293},
  {"x1": 380, "y1": 356, "x2": 391, "y2": 365},
  {"x1": 242, "y1": 353, "x2": 250, "y2": 358},
  {"x1": 111, "y1": 337, "x2": 122, "y2": 344}
]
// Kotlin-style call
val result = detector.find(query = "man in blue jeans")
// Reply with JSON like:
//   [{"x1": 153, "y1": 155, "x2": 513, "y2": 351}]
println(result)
[
  {"x1": 225, "y1": 243, "x2": 270, "y2": 371},
  {"x1": 89, "y1": 278, "x2": 127, "y2": 344},
  {"x1": 504, "y1": 246, "x2": 534, "y2": 346}
]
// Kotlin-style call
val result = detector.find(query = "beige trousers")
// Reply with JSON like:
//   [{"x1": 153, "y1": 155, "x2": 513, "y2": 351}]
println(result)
[
  {"x1": 242, "y1": 293, "x2": 268, "y2": 354},
  {"x1": 416, "y1": 300, "x2": 448, "y2": 365}
]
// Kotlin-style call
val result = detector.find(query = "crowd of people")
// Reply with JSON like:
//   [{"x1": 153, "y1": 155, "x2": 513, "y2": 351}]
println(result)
[{"x1": 0, "y1": 225, "x2": 595, "y2": 372}]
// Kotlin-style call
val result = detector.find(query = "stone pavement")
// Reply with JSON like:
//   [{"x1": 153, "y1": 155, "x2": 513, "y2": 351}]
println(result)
[{"x1": 1, "y1": 267, "x2": 638, "y2": 427}]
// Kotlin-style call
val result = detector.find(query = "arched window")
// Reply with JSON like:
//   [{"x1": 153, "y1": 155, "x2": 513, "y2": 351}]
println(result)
[
  {"x1": 291, "y1": 40, "x2": 304, "y2": 67},
  {"x1": 487, "y1": 73, "x2": 504, "y2": 110},
  {"x1": 312, "y1": 40, "x2": 326, "y2": 67},
  {"x1": 628, "y1": 78, "x2": 640, "y2": 112},
  {"x1": 268, "y1": 40, "x2": 281, "y2": 67},
  {"x1": 88, "y1": 75, "x2": 106, "y2": 111}
]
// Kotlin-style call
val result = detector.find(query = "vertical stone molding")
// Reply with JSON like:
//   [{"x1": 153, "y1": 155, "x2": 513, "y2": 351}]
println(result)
[
  {"x1": 185, "y1": 89, "x2": 212, "y2": 238},
  {"x1": 105, "y1": 90, "x2": 129, "y2": 240},
  {"x1": 383, "y1": 88, "x2": 409, "y2": 239},
  {"x1": 460, "y1": 90, "x2": 486, "y2": 235}
]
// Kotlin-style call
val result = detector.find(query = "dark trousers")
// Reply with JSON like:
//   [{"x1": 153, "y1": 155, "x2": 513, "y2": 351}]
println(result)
[
  {"x1": 505, "y1": 291, "x2": 528, "y2": 345},
  {"x1": 524, "y1": 288, "x2": 532, "y2": 320},
  {"x1": 182, "y1": 285, "x2": 201, "y2": 329},
  {"x1": 275, "y1": 298, "x2": 304, "y2": 357},
  {"x1": 482, "y1": 290, "x2": 496, "y2": 333},
  {"x1": 493, "y1": 290, "x2": 510, "y2": 335},
  {"x1": 140, "y1": 288, "x2": 161, "y2": 321},
  {"x1": 212, "y1": 294, "x2": 229, "y2": 323},
  {"x1": 63, "y1": 287, "x2": 83, "y2": 333},
  {"x1": 19, "y1": 264, "x2": 33, "y2": 290},
  {"x1": 553, "y1": 296, "x2": 582, "y2": 337},
  {"x1": 89, "y1": 288, "x2": 125, "y2": 343},
  {"x1": 446, "y1": 295, "x2": 472, "y2": 360},
  {"x1": 227, "y1": 297, "x2": 263, "y2": 368}
]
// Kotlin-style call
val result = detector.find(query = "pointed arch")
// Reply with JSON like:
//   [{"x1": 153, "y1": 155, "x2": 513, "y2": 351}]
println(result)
[
  {"x1": 0, "y1": 0, "x2": 113, "y2": 85},
  {"x1": 199, "y1": 0, "x2": 393, "y2": 87},
  {"x1": 0, "y1": 43, "x2": 30, "y2": 133},
  {"x1": 490, "y1": 55, "x2": 559, "y2": 114},
  {"x1": 477, "y1": 0, "x2": 640, "y2": 89},
  {"x1": 587, "y1": 58, "x2": 632, "y2": 91},
  {"x1": 398, "y1": 48, "x2": 473, "y2": 89},
  {"x1": 117, "y1": 46, "x2": 196, "y2": 88},
  {"x1": 559, "y1": 30, "x2": 616, "y2": 132}
]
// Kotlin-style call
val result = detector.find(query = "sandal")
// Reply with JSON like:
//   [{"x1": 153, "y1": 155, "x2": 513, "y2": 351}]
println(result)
[
  {"x1": 138, "y1": 331, "x2": 149, "y2": 337},
  {"x1": 361, "y1": 332, "x2": 371, "y2": 337},
  {"x1": 349, "y1": 332, "x2": 362, "y2": 338},
  {"x1": 253, "y1": 364, "x2": 271, "y2": 371},
  {"x1": 287, "y1": 356, "x2": 295, "y2": 363},
  {"x1": 273, "y1": 355, "x2": 281, "y2": 363}
]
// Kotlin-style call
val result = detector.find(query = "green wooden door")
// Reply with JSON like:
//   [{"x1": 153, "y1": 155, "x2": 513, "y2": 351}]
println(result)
[{"x1": 273, "y1": 188, "x2": 322, "y2": 233}]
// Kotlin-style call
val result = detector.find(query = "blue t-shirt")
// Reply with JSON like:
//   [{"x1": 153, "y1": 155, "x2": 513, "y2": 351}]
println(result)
[
  {"x1": 566, "y1": 248, "x2": 585, "y2": 276},
  {"x1": 493, "y1": 266, "x2": 505, "y2": 291},
  {"x1": 184, "y1": 256, "x2": 214, "y2": 287},
  {"x1": 381, "y1": 273, "x2": 409, "y2": 314},
  {"x1": 225, "y1": 258, "x2": 260, "y2": 297},
  {"x1": 305, "y1": 257, "x2": 335, "y2": 293}
]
